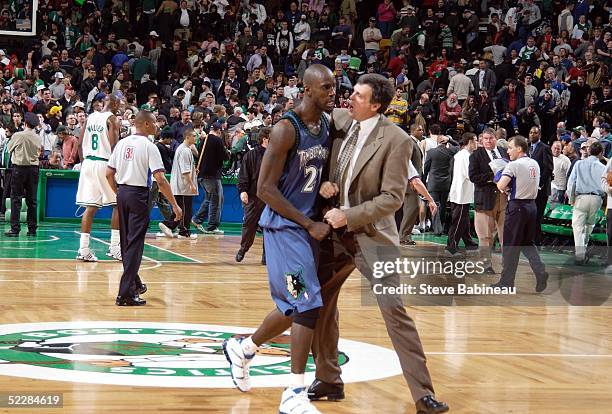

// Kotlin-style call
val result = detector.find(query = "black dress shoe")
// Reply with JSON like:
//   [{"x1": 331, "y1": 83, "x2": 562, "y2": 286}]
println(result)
[
  {"x1": 4, "y1": 230, "x2": 19, "y2": 237},
  {"x1": 415, "y1": 395, "x2": 449, "y2": 414},
  {"x1": 464, "y1": 243, "x2": 479, "y2": 251},
  {"x1": 535, "y1": 272, "x2": 548, "y2": 293},
  {"x1": 115, "y1": 295, "x2": 146, "y2": 306},
  {"x1": 137, "y1": 284, "x2": 148, "y2": 295},
  {"x1": 235, "y1": 250, "x2": 245, "y2": 262},
  {"x1": 307, "y1": 378, "x2": 345, "y2": 401}
]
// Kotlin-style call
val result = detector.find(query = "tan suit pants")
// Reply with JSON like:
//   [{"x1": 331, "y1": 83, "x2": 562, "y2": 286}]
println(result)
[
  {"x1": 474, "y1": 193, "x2": 507, "y2": 262},
  {"x1": 312, "y1": 229, "x2": 434, "y2": 402}
]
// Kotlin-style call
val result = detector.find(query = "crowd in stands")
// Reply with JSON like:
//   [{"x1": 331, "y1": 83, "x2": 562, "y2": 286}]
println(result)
[{"x1": 0, "y1": 0, "x2": 610, "y2": 256}]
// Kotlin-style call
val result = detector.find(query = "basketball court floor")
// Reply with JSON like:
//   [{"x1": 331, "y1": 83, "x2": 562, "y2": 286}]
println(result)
[{"x1": 0, "y1": 224, "x2": 610, "y2": 413}]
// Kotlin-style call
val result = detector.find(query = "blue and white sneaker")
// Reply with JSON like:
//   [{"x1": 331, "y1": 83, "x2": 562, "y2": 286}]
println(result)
[
  {"x1": 223, "y1": 338, "x2": 255, "y2": 392},
  {"x1": 279, "y1": 387, "x2": 322, "y2": 414},
  {"x1": 76, "y1": 248, "x2": 98, "y2": 262}
]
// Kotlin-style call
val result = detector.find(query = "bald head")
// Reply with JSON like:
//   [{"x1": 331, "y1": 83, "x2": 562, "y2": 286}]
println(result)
[
  {"x1": 105, "y1": 92, "x2": 123, "y2": 113},
  {"x1": 134, "y1": 110, "x2": 157, "y2": 136},
  {"x1": 135, "y1": 110, "x2": 155, "y2": 126},
  {"x1": 303, "y1": 64, "x2": 334, "y2": 88}
]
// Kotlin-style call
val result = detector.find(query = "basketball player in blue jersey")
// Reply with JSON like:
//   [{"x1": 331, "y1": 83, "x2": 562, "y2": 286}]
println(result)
[{"x1": 223, "y1": 65, "x2": 336, "y2": 414}]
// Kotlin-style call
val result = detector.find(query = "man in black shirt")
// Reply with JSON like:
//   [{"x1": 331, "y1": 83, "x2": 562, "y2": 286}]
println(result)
[
  {"x1": 192, "y1": 121, "x2": 230, "y2": 234},
  {"x1": 235, "y1": 127, "x2": 269, "y2": 264},
  {"x1": 149, "y1": 128, "x2": 174, "y2": 221}
]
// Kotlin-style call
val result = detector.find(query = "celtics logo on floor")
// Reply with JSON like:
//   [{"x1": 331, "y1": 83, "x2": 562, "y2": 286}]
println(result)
[{"x1": 0, "y1": 322, "x2": 402, "y2": 387}]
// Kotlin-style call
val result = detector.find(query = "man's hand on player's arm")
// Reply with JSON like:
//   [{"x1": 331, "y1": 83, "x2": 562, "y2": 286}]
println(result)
[{"x1": 319, "y1": 181, "x2": 339, "y2": 199}]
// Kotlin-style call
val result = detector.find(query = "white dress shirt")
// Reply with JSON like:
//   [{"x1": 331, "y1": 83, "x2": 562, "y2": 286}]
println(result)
[
  {"x1": 180, "y1": 9, "x2": 190, "y2": 27},
  {"x1": 338, "y1": 114, "x2": 380, "y2": 208},
  {"x1": 449, "y1": 148, "x2": 474, "y2": 204},
  {"x1": 485, "y1": 147, "x2": 502, "y2": 161}
]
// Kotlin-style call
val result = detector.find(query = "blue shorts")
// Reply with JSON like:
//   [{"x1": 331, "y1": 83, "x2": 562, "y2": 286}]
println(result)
[{"x1": 263, "y1": 227, "x2": 322, "y2": 316}]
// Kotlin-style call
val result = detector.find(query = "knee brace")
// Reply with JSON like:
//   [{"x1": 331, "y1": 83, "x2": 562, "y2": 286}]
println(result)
[{"x1": 293, "y1": 307, "x2": 321, "y2": 329}]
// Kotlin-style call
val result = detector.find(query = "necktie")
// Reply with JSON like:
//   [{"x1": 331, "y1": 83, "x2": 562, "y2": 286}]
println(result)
[
  {"x1": 333, "y1": 122, "x2": 361, "y2": 187},
  {"x1": 491, "y1": 150, "x2": 498, "y2": 160}
]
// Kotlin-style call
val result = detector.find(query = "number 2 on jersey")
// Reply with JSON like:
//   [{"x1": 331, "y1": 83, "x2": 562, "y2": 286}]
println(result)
[{"x1": 302, "y1": 166, "x2": 322, "y2": 193}]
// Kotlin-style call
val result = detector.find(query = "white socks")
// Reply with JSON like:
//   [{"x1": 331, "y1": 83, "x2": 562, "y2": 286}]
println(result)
[
  {"x1": 290, "y1": 373, "x2": 305, "y2": 389},
  {"x1": 80, "y1": 231, "x2": 120, "y2": 252},
  {"x1": 110, "y1": 229, "x2": 120, "y2": 248},
  {"x1": 80, "y1": 233, "x2": 90, "y2": 251},
  {"x1": 241, "y1": 336, "x2": 258, "y2": 356}
]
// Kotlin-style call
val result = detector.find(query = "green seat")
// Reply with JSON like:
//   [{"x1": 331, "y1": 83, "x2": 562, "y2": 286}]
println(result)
[{"x1": 590, "y1": 233, "x2": 607, "y2": 243}]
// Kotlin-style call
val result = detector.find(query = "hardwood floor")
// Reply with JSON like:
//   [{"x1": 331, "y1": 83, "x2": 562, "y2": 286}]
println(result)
[{"x1": 0, "y1": 229, "x2": 610, "y2": 414}]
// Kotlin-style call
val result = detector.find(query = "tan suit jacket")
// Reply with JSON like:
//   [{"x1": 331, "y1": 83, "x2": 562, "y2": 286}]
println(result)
[
  {"x1": 313, "y1": 109, "x2": 434, "y2": 401},
  {"x1": 328, "y1": 108, "x2": 412, "y2": 245}
]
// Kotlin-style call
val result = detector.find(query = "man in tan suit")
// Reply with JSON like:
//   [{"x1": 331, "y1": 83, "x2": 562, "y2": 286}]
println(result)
[{"x1": 308, "y1": 74, "x2": 448, "y2": 414}]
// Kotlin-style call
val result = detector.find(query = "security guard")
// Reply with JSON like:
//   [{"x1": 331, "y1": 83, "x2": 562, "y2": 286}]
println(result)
[
  {"x1": 106, "y1": 111, "x2": 182, "y2": 306},
  {"x1": 492, "y1": 135, "x2": 548, "y2": 292},
  {"x1": 5, "y1": 113, "x2": 42, "y2": 237}
]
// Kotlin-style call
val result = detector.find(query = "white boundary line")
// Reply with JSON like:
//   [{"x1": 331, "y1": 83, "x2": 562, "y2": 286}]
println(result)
[
  {"x1": 0, "y1": 279, "x2": 267, "y2": 284},
  {"x1": 427, "y1": 351, "x2": 612, "y2": 358},
  {"x1": 0, "y1": 235, "x2": 59, "y2": 243},
  {"x1": 59, "y1": 229, "x2": 202, "y2": 264},
  {"x1": 143, "y1": 240, "x2": 203, "y2": 264},
  {"x1": 83, "y1": 232, "x2": 162, "y2": 271}
]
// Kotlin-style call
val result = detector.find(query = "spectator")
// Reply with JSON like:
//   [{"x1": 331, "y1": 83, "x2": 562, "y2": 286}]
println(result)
[
  {"x1": 447, "y1": 66, "x2": 474, "y2": 102},
  {"x1": 159, "y1": 128, "x2": 198, "y2": 238},
  {"x1": 567, "y1": 141, "x2": 606, "y2": 264},
  {"x1": 192, "y1": 121, "x2": 230, "y2": 234},
  {"x1": 5, "y1": 113, "x2": 41, "y2": 237},
  {"x1": 439, "y1": 93, "x2": 462, "y2": 131},
  {"x1": 447, "y1": 133, "x2": 478, "y2": 255},
  {"x1": 469, "y1": 128, "x2": 507, "y2": 273},
  {"x1": 550, "y1": 140, "x2": 571, "y2": 206},
  {"x1": 376, "y1": 0, "x2": 396, "y2": 38},
  {"x1": 528, "y1": 126, "x2": 554, "y2": 247},
  {"x1": 235, "y1": 127, "x2": 270, "y2": 264},
  {"x1": 423, "y1": 130, "x2": 459, "y2": 235},
  {"x1": 57, "y1": 125, "x2": 78, "y2": 169}
]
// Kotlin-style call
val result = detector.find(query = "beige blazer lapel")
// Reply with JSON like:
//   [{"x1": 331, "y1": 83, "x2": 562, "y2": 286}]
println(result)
[{"x1": 347, "y1": 117, "x2": 385, "y2": 189}]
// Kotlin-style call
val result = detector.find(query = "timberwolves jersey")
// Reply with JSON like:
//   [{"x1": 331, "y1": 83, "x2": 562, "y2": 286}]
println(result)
[
  {"x1": 259, "y1": 110, "x2": 330, "y2": 230},
  {"x1": 83, "y1": 111, "x2": 113, "y2": 159}
]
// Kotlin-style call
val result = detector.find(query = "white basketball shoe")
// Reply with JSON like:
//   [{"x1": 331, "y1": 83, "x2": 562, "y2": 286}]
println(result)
[
  {"x1": 279, "y1": 387, "x2": 322, "y2": 414},
  {"x1": 223, "y1": 338, "x2": 255, "y2": 392},
  {"x1": 106, "y1": 246, "x2": 122, "y2": 261},
  {"x1": 76, "y1": 248, "x2": 98, "y2": 262}
]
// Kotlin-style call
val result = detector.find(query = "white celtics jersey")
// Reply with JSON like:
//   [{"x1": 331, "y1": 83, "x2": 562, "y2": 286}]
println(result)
[{"x1": 83, "y1": 111, "x2": 113, "y2": 160}]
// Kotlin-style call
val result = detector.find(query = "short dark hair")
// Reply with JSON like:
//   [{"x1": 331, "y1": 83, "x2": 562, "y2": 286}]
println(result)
[
  {"x1": 183, "y1": 128, "x2": 195, "y2": 138},
  {"x1": 509, "y1": 135, "x2": 529, "y2": 153},
  {"x1": 429, "y1": 124, "x2": 442, "y2": 135},
  {"x1": 356, "y1": 73, "x2": 394, "y2": 113},
  {"x1": 589, "y1": 141, "x2": 603, "y2": 156},
  {"x1": 461, "y1": 132, "x2": 476, "y2": 146},
  {"x1": 258, "y1": 127, "x2": 271, "y2": 144}
]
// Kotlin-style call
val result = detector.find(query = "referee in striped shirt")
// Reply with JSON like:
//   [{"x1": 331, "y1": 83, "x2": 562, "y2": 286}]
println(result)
[{"x1": 492, "y1": 135, "x2": 548, "y2": 292}]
